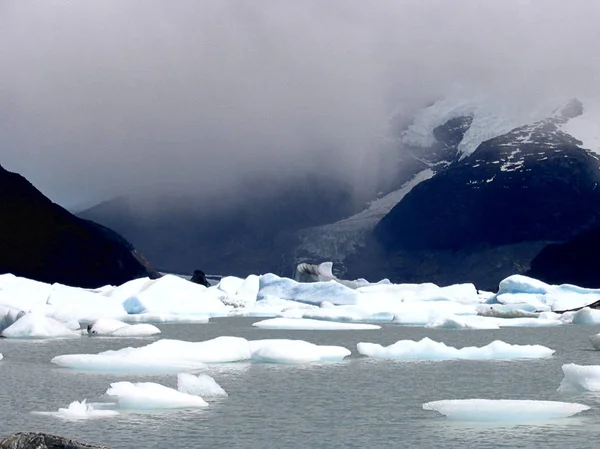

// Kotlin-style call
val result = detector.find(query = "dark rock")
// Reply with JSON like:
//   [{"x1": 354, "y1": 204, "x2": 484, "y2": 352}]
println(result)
[
  {"x1": 527, "y1": 225, "x2": 600, "y2": 288},
  {"x1": 0, "y1": 432, "x2": 109, "y2": 449},
  {"x1": 190, "y1": 269, "x2": 210, "y2": 287},
  {"x1": 0, "y1": 164, "x2": 160, "y2": 288}
]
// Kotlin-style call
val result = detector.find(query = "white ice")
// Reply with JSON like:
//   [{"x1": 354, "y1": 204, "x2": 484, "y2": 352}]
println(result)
[
  {"x1": 2, "y1": 312, "x2": 80, "y2": 339},
  {"x1": 357, "y1": 338, "x2": 554, "y2": 360},
  {"x1": 0, "y1": 354, "x2": 3, "y2": 360},
  {"x1": 122, "y1": 274, "x2": 229, "y2": 317},
  {"x1": 87, "y1": 318, "x2": 161, "y2": 337},
  {"x1": 177, "y1": 373, "x2": 228, "y2": 398},
  {"x1": 258, "y1": 274, "x2": 359, "y2": 306},
  {"x1": 252, "y1": 318, "x2": 381, "y2": 330},
  {"x1": 558, "y1": 363, "x2": 600, "y2": 392},
  {"x1": 423, "y1": 399, "x2": 589, "y2": 422},
  {"x1": 51, "y1": 336, "x2": 251, "y2": 372},
  {"x1": 0, "y1": 305, "x2": 25, "y2": 332},
  {"x1": 571, "y1": 308, "x2": 600, "y2": 325},
  {"x1": 249, "y1": 339, "x2": 350, "y2": 364},
  {"x1": 33, "y1": 400, "x2": 119, "y2": 420},
  {"x1": 106, "y1": 381, "x2": 208, "y2": 409},
  {"x1": 590, "y1": 333, "x2": 600, "y2": 350}
]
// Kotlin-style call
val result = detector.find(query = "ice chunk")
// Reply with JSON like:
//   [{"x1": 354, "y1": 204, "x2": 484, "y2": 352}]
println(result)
[
  {"x1": 51, "y1": 336, "x2": 252, "y2": 372},
  {"x1": 122, "y1": 275, "x2": 229, "y2": 317},
  {"x1": 2, "y1": 312, "x2": 80, "y2": 339},
  {"x1": 232, "y1": 296, "x2": 317, "y2": 317},
  {"x1": 106, "y1": 381, "x2": 208, "y2": 409},
  {"x1": 423, "y1": 399, "x2": 589, "y2": 422},
  {"x1": 0, "y1": 305, "x2": 25, "y2": 332},
  {"x1": 426, "y1": 316, "x2": 500, "y2": 330},
  {"x1": 46, "y1": 284, "x2": 126, "y2": 322},
  {"x1": 558, "y1": 363, "x2": 600, "y2": 392},
  {"x1": 252, "y1": 318, "x2": 380, "y2": 330},
  {"x1": 358, "y1": 282, "x2": 479, "y2": 304},
  {"x1": 33, "y1": 400, "x2": 119, "y2": 420},
  {"x1": 218, "y1": 275, "x2": 260, "y2": 308},
  {"x1": 301, "y1": 303, "x2": 395, "y2": 323},
  {"x1": 119, "y1": 313, "x2": 209, "y2": 324},
  {"x1": 258, "y1": 273, "x2": 359, "y2": 305},
  {"x1": 0, "y1": 354, "x2": 3, "y2": 360},
  {"x1": 177, "y1": 373, "x2": 228, "y2": 398},
  {"x1": 477, "y1": 306, "x2": 540, "y2": 319},
  {"x1": 590, "y1": 333, "x2": 600, "y2": 350},
  {"x1": 0, "y1": 274, "x2": 51, "y2": 310},
  {"x1": 357, "y1": 337, "x2": 554, "y2": 360},
  {"x1": 249, "y1": 339, "x2": 350, "y2": 363},
  {"x1": 572, "y1": 308, "x2": 600, "y2": 325},
  {"x1": 87, "y1": 318, "x2": 161, "y2": 337}
]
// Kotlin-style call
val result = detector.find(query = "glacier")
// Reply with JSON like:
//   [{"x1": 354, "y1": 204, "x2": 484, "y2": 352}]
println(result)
[
  {"x1": 357, "y1": 338, "x2": 554, "y2": 360},
  {"x1": 423, "y1": 399, "x2": 589, "y2": 422}
]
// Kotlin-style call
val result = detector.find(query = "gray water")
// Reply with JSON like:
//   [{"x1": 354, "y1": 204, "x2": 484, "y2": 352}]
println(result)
[{"x1": 2, "y1": 318, "x2": 600, "y2": 448}]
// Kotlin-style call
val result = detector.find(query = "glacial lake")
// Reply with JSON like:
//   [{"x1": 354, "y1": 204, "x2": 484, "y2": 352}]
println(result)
[{"x1": 2, "y1": 317, "x2": 600, "y2": 449}]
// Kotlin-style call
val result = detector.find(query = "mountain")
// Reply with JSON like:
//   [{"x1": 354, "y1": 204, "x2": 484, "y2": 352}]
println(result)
[
  {"x1": 527, "y1": 225, "x2": 600, "y2": 288},
  {"x1": 78, "y1": 175, "x2": 363, "y2": 277},
  {"x1": 0, "y1": 164, "x2": 159, "y2": 288},
  {"x1": 348, "y1": 99, "x2": 600, "y2": 289}
]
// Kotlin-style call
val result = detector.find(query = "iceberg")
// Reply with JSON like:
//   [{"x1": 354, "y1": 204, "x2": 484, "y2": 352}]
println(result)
[
  {"x1": 122, "y1": 275, "x2": 229, "y2": 317},
  {"x1": 106, "y1": 381, "x2": 208, "y2": 409},
  {"x1": 249, "y1": 339, "x2": 351, "y2": 364},
  {"x1": 300, "y1": 304, "x2": 395, "y2": 323},
  {"x1": 357, "y1": 337, "x2": 554, "y2": 360},
  {"x1": 177, "y1": 373, "x2": 228, "y2": 398},
  {"x1": 423, "y1": 399, "x2": 589, "y2": 422},
  {"x1": 252, "y1": 318, "x2": 381, "y2": 330},
  {"x1": 357, "y1": 282, "x2": 479, "y2": 304},
  {"x1": 0, "y1": 353, "x2": 3, "y2": 360},
  {"x1": 426, "y1": 316, "x2": 500, "y2": 329},
  {"x1": 1, "y1": 312, "x2": 80, "y2": 339},
  {"x1": 87, "y1": 318, "x2": 161, "y2": 337},
  {"x1": 558, "y1": 363, "x2": 600, "y2": 392},
  {"x1": 590, "y1": 333, "x2": 600, "y2": 350},
  {"x1": 258, "y1": 273, "x2": 359, "y2": 305},
  {"x1": 571, "y1": 308, "x2": 600, "y2": 325},
  {"x1": 0, "y1": 305, "x2": 25, "y2": 332},
  {"x1": 52, "y1": 336, "x2": 251, "y2": 372},
  {"x1": 33, "y1": 400, "x2": 119, "y2": 420}
]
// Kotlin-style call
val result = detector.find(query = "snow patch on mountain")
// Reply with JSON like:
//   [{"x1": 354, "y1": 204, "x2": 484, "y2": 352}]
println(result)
[
  {"x1": 561, "y1": 101, "x2": 600, "y2": 154},
  {"x1": 296, "y1": 169, "x2": 434, "y2": 260},
  {"x1": 402, "y1": 97, "x2": 560, "y2": 158}
]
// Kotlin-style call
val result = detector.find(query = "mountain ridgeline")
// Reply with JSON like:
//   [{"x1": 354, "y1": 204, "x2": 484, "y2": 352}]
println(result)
[
  {"x1": 78, "y1": 98, "x2": 600, "y2": 289},
  {"x1": 0, "y1": 164, "x2": 159, "y2": 288}
]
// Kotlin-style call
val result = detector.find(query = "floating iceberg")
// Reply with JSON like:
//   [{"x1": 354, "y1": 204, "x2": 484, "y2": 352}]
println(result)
[
  {"x1": 477, "y1": 306, "x2": 540, "y2": 319},
  {"x1": 571, "y1": 308, "x2": 600, "y2": 325},
  {"x1": 1, "y1": 312, "x2": 80, "y2": 339},
  {"x1": 249, "y1": 339, "x2": 350, "y2": 364},
  {"x1": 0, "y1": 353, "x2": 3, "y2": 360},
  {"x1": 357, "y1": 282, "x2": 479, "y2": 304},
  {"x1": 300, "y1": 304, "x2": 395, "y2": 323},
  {"x1": 33, "y1": 400, "x2": 119, "y2": 420},
  {"x1": 252, "y1": 318, "x2": 381, "y2": 330},
  {"x1": 0, "y1": 305, "x2": 25, "y2": 332},
  {"x1": 558, "y1": 363, "x2": 600, "y2": 392},
  {"x1": 106, "y1": 381, "x2": 208, "y2": 409},
  {"x1": 258, "y1": 274, "x2": 359, "y2": 306},
  {"x1": 122, "y1": 275, "x2": 229, "y2": 317},
  {"x1": 357, "y1": 338, "x2": 554, "y2": 360},
  {"x1": 590, "y1": 333, "x2": 600, "y2": 350},
  {"x1": 177, "y1": 373, "x2": 228, "y2": 398},
  {"x1": 87, "y1": 318, "x2": 161, "y2": 337},
  {"x1": 423, "y1": 399, "x2": 589, "y2": 422},
  {"x1": 426, "y1": 316, "x2": 499, "y2": 330},
  {"x1": 52, "y1": 336, "x2": 251, "y2": 372}
]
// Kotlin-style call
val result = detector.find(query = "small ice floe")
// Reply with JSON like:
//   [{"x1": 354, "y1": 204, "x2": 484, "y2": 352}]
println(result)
[
  {"x1": 357, "y1": 337, "x2": 554, "y2": 360},
  {"x1": 86, "y1": 318, "x2": 160, "y2": 337},
  {"x1": 590, "y1": 333, "x2": 600, "y2": 350},
  {"x1": 558, "y1": 363, "x2": 600, "y2": 392},
  {"x1": 33, "y1": 399, "x2": 119, "y2": 420},
  {"x1": 423, "y1": 399, "x2": 589, "y2": 422},
  {"x1": 572, "y1": 308, "x2": 600, "y2": 325},
  {"x1": 177, "y1": 373, "x2": 228, "y2": 398},
  {"x1": 1, "y1": 312, "x2": 80, "y2": 339},
  {"x1": 106, "y1": 381, "x2": 209, "y2": 409},
  {"x1": 252, "y1": 317, "x2": 380, "y2": 330},
  {"x1": 249, "y1": 339, "x2": 350, "y2": 364}
]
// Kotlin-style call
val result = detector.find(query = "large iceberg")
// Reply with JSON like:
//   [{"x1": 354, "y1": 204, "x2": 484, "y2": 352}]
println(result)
[
  {"x1": 177, "y1": 373, "x2": 228, "y2": 398},
  {"x1": 87, "y1": 318, "x2": 161, "y2": 337},
  {"x1": 1, "y1": 312, "x2": 80, "y2": 339},
  {"x1": 571, "y1": 308, "x2": 600, "y2": 325},
  {"x1": 258, "y1": 274, "x2": 359, "y2": 306},
  {"x1": 33, "y1": 400, "x2": 119, "y2": 420},
  {"x1": 122, "y1": 275, "x2": 230, "y2": 317},
  {"x1": 558, "y1": 363, "x2": 600, "y2": 392},
  {"x1": 252, "y1": 317, "x2": 381, "y2": 330},
  {"x1": 250, "y1": 339, "x2": 350, "y2": 363},
  {"x1": 51, "y1": 336, "x2": 251, "y2": 373},
  {"x1": 423, "y1": 399, "x2": 589, "y2": 422},
  {"x1": 106, "y1": 381, "x2": 209, "y2": 409},
  {"x1": 357, "y1": 338, "x2": 554, "y2": 360}
]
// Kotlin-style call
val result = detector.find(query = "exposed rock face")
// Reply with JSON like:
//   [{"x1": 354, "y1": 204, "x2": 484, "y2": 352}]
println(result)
[
  {"x1": 0, "y1": 432, "x2": 109, "y2": 449},
  {"x1": 527, "y1": 225, "x2": 600, "y2": 288},
  {"x1": 190, "y1": 269, "x2": 210, "y2": 287},
  {"x1": 0, "y1": 164, "x2": 159, "y2": 288}
]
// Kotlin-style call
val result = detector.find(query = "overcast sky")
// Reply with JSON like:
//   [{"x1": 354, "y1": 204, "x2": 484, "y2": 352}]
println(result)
[{"x1": 2, "y1": 0, "x2": 599, "y2": 209}]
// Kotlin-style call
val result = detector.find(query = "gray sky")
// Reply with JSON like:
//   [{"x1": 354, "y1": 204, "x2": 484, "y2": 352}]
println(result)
[{"x1": 2, "y1": 0, "x2": 599, "y2": 209}]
